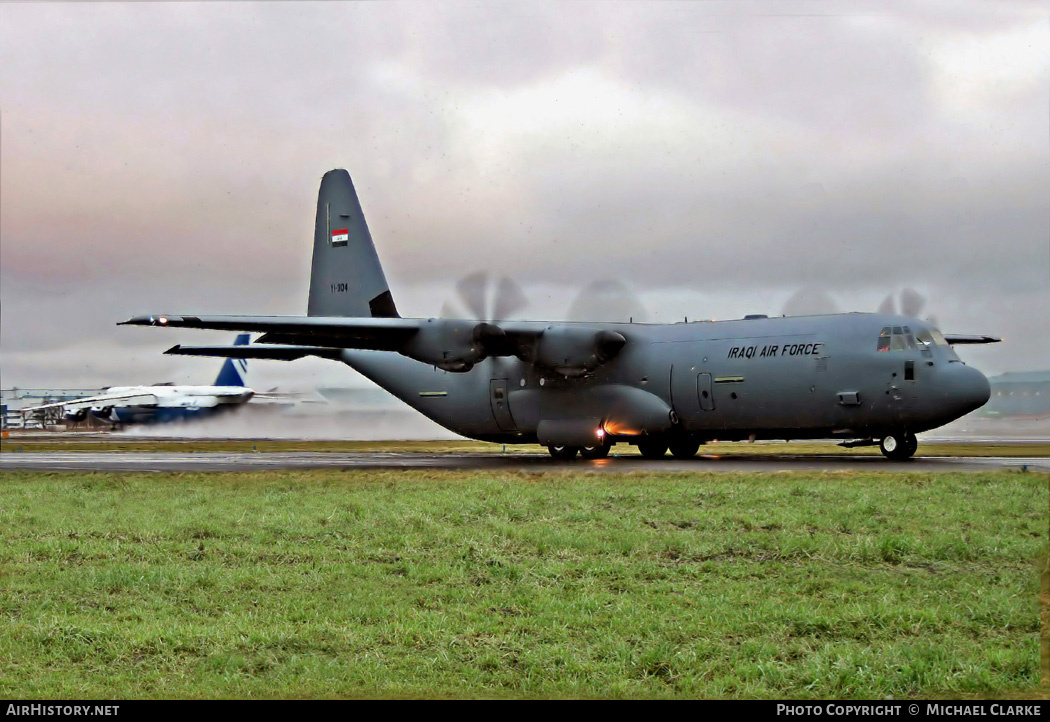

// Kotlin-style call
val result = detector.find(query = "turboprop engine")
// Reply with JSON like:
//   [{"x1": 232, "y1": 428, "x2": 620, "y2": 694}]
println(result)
[
  {"x1": 64, "y1": 408, "x2": 88, "y2": 423},
  {"x1": 400, "y1": 319, "x2": 514, "y2": 373},
  {"x1": 401, "y1": 321, "x2": 626, "y2": 376},
  {"x1": 530, "y1": 326, "x2": 626, "y2": 377}
]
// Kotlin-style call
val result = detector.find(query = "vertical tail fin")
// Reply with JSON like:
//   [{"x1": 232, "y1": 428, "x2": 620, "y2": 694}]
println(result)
[
  {"x1": 307, "y1": 169, "x2": 400, "y2": 318},
  {"x1": 213, "y1": 334, "x2": 250, "y2": 386}
]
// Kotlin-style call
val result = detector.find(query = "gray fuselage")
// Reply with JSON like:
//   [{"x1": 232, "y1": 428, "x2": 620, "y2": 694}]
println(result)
[{"x1": 340, "y1": 311, "x2": 991, "y2": 444}]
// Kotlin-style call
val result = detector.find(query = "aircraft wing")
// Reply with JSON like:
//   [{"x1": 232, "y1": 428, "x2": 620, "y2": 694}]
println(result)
[
  {"x1": 21, "y1": 393, "x2": 160, "y2": 414},
  {"x1": 165, "y1": 344, "x2": 344, "y2": 361},
  {"x1": 123, "y1": 314, "x2": 621, "y2": 375},
  {"x1": 120, "y1": 315, "x2": 418, "y2": 350},
  {"x1": 943, "y1": 334, "x2": 1001, "y2": 345}
]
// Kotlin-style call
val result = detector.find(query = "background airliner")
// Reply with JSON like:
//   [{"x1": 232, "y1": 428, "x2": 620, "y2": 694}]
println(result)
[{"x1": 21, "y1": 335, "x2": 254, "y2": 428}]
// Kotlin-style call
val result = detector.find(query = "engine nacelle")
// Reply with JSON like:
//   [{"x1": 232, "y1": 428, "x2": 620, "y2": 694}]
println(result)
[
  {"x1": 531, "y1": 326, "x2": 626, "y2": 377},
  {"x1": 64, "y1": 408, "x2": 88, "y2": 423},
  {"x1": 91, "y1": 406, "x2": 115, "y2": 421},
  {"x1": 401, "y1": 319, "x2": 509, "y2": 372}
]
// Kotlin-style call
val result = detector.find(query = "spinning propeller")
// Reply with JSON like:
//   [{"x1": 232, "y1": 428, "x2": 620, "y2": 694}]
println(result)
[
  {"x1": 781, "y1": 287, "x2": 840, "y2": 316},
  {"x1": 781, "y1": 286, "x2": 938, "y2": 326},
  {"x1": 441, "y1": 271, "x2": 529, "y2": 322},
  {"x1": 567, "y1": 279, "x2": 649, "y2": 323},
  {"x1": 878, "y1": 288, "x2": 924, "y2": 317}
]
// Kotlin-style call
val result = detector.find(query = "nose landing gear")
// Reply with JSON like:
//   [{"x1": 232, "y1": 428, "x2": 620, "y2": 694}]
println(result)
[{"x1": 880, "y1": 432, "x2": 917, "y2": 460}]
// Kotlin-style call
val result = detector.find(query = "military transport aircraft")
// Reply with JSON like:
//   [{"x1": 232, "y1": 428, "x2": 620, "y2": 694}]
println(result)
[
  {"x1": 22, "y1": 335, "x2": 254, "y2": 428},
  {"x1": 121, "y1": 170, "x2": 999, "y2": 460}
]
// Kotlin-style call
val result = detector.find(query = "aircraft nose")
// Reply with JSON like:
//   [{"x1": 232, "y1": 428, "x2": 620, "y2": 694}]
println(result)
[{"x1": 951, "y1": 364, "x2": 991, "y2": 415}]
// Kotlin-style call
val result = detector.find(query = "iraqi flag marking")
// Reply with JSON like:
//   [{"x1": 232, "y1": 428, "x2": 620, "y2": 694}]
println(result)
[{"x1": 331, "y1": 228, "x2": 349, "y2": 246}]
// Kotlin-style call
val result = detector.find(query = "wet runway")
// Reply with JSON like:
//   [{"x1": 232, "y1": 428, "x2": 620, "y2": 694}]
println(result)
[{"x1": 2, "y1": 451, "x2": 1048, "y2": 473}]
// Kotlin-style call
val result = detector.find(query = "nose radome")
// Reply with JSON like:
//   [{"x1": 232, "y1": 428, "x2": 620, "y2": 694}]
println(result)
[{"x1": 957, "y1": 364, "x2": 991, "y2": 413}]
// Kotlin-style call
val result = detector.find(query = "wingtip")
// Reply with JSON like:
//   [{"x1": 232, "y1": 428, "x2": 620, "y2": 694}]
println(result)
[
  {"x1": 164, "y1": 345, "x2": 182, "y2": 355},
  {"x1": 118, "y1": 314, "x2": 180, "y2": 327},
  {"x1": 118, "y1": 315, "x2": 151, "y2": 326}
]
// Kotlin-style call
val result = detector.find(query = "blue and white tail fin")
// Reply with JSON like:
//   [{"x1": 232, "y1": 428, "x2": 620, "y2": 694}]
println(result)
[{"x1": 213, "y1": 334, "x2": 250, "y2": 386}]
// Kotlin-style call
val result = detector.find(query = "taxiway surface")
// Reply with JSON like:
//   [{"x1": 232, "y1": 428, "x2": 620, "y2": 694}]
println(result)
[{"x1": 2, "y1": 451, "x2": 1047, "y2": 473}]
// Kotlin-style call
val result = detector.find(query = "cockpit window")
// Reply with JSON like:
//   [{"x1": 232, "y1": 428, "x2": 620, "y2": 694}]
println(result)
[
  {"x1": 902, "y1": 327, "x2": 918, "y2": 350},
  {"x1": 877, "y1": 326, "x2": 891, "y2": 351},
  {"x1": 878, "y1": 325, "x2": 926, "y2": 352},
  {"x1": 917, "y1": 328, "x2": 949, "y2": 346},
  {"x1": 911, "y1": 327, "x2": 933, "y2": 357}
]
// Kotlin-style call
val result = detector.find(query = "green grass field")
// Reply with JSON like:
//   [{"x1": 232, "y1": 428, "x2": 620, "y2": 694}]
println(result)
[{"x1": 0, "y1": 469, "x2": 1046, "y2": 698}]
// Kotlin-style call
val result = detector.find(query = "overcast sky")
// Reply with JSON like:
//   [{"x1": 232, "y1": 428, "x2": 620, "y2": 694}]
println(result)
[{"x1": 2, "y1": 0, "x2": 1047, "y2": 391}]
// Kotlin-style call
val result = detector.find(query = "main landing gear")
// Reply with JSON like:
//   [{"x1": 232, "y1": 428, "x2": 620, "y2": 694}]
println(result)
[
  {"x1": 668, "y1": 438, "x2": 702, "y2": 459},
  {"x1": 879, "y1": 432, "x2": 917, "y2": 461},
  {"x1": 636, "y1": 438, "x2": 669, "y2": 459},
  {"x1": 547, "y1": 442, "x2": 612, "y2": 460},
  {"x1": 547, "y1": 445, "x2": 579, "y2": 460},
  {"x1": 548, "y1": 437, "x2": 702, "y2": 460},
  {"x1": 580, "y1": 442, "x2": 611, "y2": 459},
  {"x1": 638, "y1": 436, "x2": 702, "y2": 459}
]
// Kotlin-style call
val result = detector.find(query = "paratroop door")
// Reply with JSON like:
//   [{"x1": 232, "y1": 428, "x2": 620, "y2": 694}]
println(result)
[
  {"x1": 698, "y1": 373, "x2": 715, "y2": 411},
  {"x1": 489, "y1": 378, "x2": 516, "y2": 431}
]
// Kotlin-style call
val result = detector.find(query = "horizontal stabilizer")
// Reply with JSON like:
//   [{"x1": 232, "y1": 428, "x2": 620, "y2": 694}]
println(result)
[
  {"x1": 165, "y1": 344, "x2": 344, "y2": 361},
  {"x1": 943, "y1": 334, "x2": 1001, "y2": 345},
  {"x1": 121, "y1": 315, "x2": 416, "y2": 350}
]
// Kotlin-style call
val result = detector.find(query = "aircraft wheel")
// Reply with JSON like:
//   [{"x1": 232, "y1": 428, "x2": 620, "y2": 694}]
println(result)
[
  {"x1": 668, "y1": 438, "x2": 701, "y2": 459},
  {"x1": 879, "y1": 433, "x2": 915, "y2": 461},
  {"x1": 548, "y1": 445, "x2": 580, "y2": 460},
  {"x1": 636, "y1": 439, "x2": 669, "y2": 459},
  {"x1": 580, "y1": 443, "x2": 611, "y2": 460}
]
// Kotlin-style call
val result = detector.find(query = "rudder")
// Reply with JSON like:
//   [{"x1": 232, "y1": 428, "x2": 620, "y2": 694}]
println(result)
[{"x1": 307, "y1": 169, "x2": 400, "y2": 318}]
